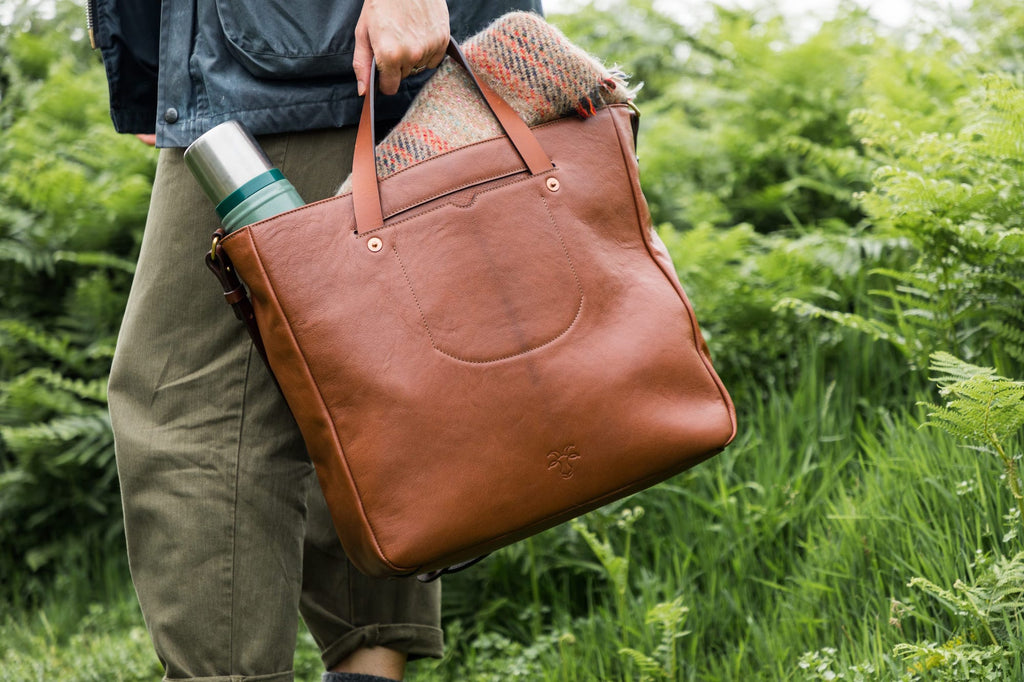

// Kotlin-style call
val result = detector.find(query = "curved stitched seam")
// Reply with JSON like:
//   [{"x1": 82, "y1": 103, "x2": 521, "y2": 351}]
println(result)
[
  {"x1": 392, "y1": 242, "x2": 439, "y2": 351},
  {"x1": 390, "y1": 194, "x2": 585, "y2": 365}
]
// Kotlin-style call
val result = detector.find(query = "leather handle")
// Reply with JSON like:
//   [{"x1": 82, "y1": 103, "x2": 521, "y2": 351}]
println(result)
[{"x1": 352, "y1": 39, "x2": 553, "y2": 233}]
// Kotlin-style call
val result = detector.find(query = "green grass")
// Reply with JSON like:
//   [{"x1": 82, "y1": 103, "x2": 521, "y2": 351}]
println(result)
[
  {"x1": 3, "y1": 341, "x2": 1020, "y2": 681},
  {"x1": 419, "y1": 342, "x2": 1020, "y2": 681},
  {"x1": 0, "y1": 558, "x2": 160, "y2": 681},
  {"x1": 0, "y1": 557, "x2": 325, "y2": 681}
]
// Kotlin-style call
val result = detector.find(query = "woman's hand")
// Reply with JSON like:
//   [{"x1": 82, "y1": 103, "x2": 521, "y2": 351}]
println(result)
[{"x1": 353, "y1": 0, "x2": 450, "y2": 97}]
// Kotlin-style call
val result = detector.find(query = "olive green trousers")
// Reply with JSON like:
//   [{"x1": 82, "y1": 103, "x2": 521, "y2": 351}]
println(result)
[{"x1": 108, "y1": 127, "x2": 442, "y2": 682}]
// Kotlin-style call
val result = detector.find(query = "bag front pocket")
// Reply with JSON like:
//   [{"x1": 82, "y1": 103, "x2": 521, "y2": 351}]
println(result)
[{"x1": 390, "y1": 181, "x2": 583, "y2": 364}]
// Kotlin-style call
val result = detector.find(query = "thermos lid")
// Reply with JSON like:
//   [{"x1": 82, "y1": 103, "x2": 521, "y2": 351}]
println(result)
[{"x1": 184, "y1": 121, "x2": 274, "y2": 209}]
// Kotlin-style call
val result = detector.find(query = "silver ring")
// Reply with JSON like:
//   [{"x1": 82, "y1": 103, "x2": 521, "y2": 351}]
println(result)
[{"x1": 409, "y1": 65, "x2": 427, "y2": 75}]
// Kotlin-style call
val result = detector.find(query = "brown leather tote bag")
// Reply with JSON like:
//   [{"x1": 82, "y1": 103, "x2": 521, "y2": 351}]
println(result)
[{"x1": 213, "y1": 41, "x2": 737, "y2": 578}]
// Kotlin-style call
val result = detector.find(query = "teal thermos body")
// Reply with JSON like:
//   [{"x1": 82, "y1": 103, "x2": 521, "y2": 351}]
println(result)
[{"x1": 184, "y1": 120, "x2": 305, "y2": 231}]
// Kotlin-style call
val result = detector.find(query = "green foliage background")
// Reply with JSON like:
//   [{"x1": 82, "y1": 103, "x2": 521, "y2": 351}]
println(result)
[
  {"x1": 0, "y1": 0, "x2": 155, "y2": 599},
  {"x1": 2, "y1": 0, "x2": 1024, "y2": 680}
]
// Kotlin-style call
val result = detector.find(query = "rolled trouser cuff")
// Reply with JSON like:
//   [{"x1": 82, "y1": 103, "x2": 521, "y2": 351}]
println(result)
[
  {"x1": 320, "y1": 624, "x2": 444, "y2": 670},
  {"x1": 164, "y1": 670, "x2": 293, "y2": 682}
]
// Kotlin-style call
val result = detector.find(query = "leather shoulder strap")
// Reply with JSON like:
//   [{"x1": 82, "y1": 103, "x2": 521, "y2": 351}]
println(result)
[{"x1": 205, "y1": 230, "x2": 271, "y2": 371}]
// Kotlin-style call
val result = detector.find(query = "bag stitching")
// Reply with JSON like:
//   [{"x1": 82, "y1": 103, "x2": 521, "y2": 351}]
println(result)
[{"x1": 390, "y1": 194, "x2": 584, "y2": 364}]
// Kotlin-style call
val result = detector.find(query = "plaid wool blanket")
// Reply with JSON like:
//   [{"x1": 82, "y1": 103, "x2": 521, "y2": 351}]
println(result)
[{"x1": 338, "y1": 11, "x2": 633, "y2": 193}]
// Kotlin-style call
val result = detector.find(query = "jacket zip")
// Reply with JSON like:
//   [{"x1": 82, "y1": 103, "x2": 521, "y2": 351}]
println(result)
[{"x1": 85, "y1": 0, "x2": 97, "y2": 49}]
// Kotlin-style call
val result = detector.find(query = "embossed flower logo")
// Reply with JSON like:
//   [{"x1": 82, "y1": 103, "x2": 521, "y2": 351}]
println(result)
[{"x1": 547, "y1": 445, "x2": 581, "y2": 479}]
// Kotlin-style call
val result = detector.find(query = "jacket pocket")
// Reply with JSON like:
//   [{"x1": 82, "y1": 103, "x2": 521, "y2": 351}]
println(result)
[{"x1": 215, "y1": 0, "x2": 360, "y2": 79}]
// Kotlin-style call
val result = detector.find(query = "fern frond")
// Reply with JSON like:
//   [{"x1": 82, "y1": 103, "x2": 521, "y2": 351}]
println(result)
[
  {"x1": 921, "y1": 353, "x2": 1024, "y2": 490},
  {"x1": 894, "y1": 641, "x2": 1009, "y2": 671},
  {"x1": 868, "y1": 267, "x2": 944, "y2": 294},
  {"x1": 618, "y1": 647, "x2": 666, "y2": 681},
  {"x1": 0, "y1": 238, "x2": 58, "y2": 275},
  {"x1": 978, "y1": 551, "x2": 1024, "y2": 608},
  {"x1": 0, "y1": 319, "x2": 83, "y2": 368},
  {"x1": 868, "y1": 166, "x2": 992, "y2": 220},
  {"x1": 53, "y1": 249, "x2": 136, "y2": 273},
  {"x1": 785, "y1": 135, "x2": 875, "y2": 184},
  {"x1": 963, "y1": 74, "x2": 1024, "y2": 160},
  {"x1": 982, "y1": 303, "x2": 1024, "y2": 326},
  {"x1": 0, "y1": 412, "x2": 109, "y2": 455},
  {"x1": 985, "y1": 319, "x2": 1024, "y2": 350},
  {"x1": 645, "y1": 597, "x2": 690, "y2": 629},
  {"x1": 952, "y1": 227, "x2": 1024, "y2": 263},
  {"x1": 908, "y1": 576, "x2": 971, "y2": 613},
  {"x1": 1002, "y1": 345, "x2": 1024, "y2": 365},
  {"x1": 928, "y1": 351, "x2": 999, "y2": 387},
  {"x1": 0, "y1": 368, "x2": 104, "y2": 426},
  {"x1": 774, "y1": 298, "x2": 916, "y2": 355},
  {"x1": 10, "y1": 367, "x2": 107, "y2": 403},
  {"x1": 931, "y1": 380, "x2": 1024, "y2": 440},
  {"x1": 570, "y1": 518, "x2": 631, "y2": 599},
  {"x1": 925, "y1": 406, "x2": 993, "y2": 444},
  {"x1": 990, "y1": 316, "x2": 1024, "y2": 364}
]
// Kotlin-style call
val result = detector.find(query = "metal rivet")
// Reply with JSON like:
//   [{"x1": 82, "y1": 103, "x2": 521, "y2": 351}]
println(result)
[
  {"x1": 367, "y1": 237, "x2": 383, "y2": 252},
  {"x1": 546, "y1": 177, "x2": 560, "y2": 192}
]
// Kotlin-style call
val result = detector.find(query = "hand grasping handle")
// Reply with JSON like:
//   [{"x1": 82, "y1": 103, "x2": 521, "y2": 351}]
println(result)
[{"x1": 352, "y1": 0, "x2": 450, "y2": 96}]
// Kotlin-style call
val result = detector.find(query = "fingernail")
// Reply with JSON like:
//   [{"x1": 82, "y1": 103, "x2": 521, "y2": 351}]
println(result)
[{"x1": 358, "y1": 80, "x2": 366, "y2": 96}]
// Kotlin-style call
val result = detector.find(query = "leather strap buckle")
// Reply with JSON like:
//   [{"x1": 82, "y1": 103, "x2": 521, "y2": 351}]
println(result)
[{"x1": 210, "y1": 233, "x2": 221, "y2": 264}]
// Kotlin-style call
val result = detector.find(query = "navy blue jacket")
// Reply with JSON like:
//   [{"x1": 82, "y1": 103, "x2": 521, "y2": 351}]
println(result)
[{"x1": 90, "y1": 0, "x2": 543, "y2": 147}]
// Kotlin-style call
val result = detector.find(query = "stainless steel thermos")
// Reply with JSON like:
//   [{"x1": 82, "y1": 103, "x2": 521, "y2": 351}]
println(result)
[{"x1": 184, "y1": 121, "x2": 304, "y2": 232}]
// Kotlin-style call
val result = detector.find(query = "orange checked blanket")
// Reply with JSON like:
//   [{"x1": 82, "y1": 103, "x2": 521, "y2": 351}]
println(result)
[{"x1": 337, "y1": 11, "x2": 634, "y2": 193}]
